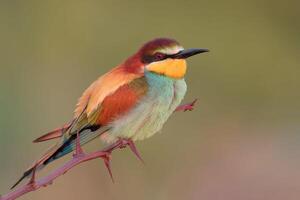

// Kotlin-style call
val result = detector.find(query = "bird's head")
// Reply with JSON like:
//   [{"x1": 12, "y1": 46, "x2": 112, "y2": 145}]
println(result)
[{"x1": 123, "y1": 38, "x2": 208, "y2": 79}]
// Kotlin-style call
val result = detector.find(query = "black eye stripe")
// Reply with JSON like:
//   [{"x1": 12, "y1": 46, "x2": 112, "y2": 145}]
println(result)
[
  {"x1": 142, "y1": 52, "x2": 169, "y2": 64},
  {"x1": 142, "y1": 55, "x2": 154, "y2": 63},
  {"x1": 142, "y1": 50, "x2": 184, "y2": 64}
]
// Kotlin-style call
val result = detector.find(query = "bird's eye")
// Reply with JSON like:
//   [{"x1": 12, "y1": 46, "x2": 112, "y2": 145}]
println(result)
[{"x1": 154, "y1": 52, "x2": 165, "y2": 61}]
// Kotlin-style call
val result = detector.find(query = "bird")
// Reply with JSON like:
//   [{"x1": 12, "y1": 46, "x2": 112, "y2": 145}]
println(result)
[{"x1": 11, "y1": 38, "x2": 208, "y2": 189}]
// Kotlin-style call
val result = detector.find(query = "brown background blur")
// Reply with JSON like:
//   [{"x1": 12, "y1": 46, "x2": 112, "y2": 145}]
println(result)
[{"x1": 0, "y1": 0, "x2": 299, "y2": 200}]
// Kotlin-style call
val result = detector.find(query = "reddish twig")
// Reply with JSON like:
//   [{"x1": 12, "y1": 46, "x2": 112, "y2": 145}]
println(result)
[
  {"x1": 0, "y1": 139, "x2": 131, "y2": 200},
  {"x1": 0, "y1": 101, "x2": 196, "y2": 200}
]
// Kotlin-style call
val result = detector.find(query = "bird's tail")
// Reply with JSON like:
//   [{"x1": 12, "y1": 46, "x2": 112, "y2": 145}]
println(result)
[
  {"x1": 10, "y1": 143, "x2": 59, "y2": 189},
  {"x1": 11, "y1": 126, "x2": 108, "y2": 189},
  {"x1": 10, "y1": 168, "x2": 34, "y2": 190}
]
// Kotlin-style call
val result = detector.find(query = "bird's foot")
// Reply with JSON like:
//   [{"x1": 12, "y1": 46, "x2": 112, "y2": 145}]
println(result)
[
  {"x1": 175, "y1": 99, "x2": 198, "y2": 112},
  {"x1": 113, "y1": 138, "x2": 144, "y2": 163},
  {"x1": 105, "y1": 138, "x2": 144, "y2": 163}
]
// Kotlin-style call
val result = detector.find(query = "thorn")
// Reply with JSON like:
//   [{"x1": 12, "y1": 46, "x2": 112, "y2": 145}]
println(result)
[
  {"x1": 127, "y1": 139, "x2": 144, "y2": 164},
  {"x1": 28, "y1": 168, "x2": 37, "y2": 189},
  {"x1": 191, "y1": 98, "x2": 198, "y2": 106},
  {"x1": 42, "y1": 182, "x2": 51, "y2": 187},
  {"x1": 102, "y1": 153, "x2": 114, "y2": 183},
  {"x1": 73, "y1": 131, "x2": 84, "y2": 157},
  {"x1": 184, "y1": 99, "x2": 198, "y2": 112}
]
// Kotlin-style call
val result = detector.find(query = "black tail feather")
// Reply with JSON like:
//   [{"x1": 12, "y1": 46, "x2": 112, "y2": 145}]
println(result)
[
  {"x1": 10, "y1": 168, "x2": 34, "y2": 190},
  {"x1": 10, "y1": 125, "x2": 107, "y2": 190}
]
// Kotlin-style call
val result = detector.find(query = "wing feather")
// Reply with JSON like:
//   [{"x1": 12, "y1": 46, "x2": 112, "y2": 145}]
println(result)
[
  {"x1": 74, "y1": 67, "x2": 142, "y2": 118},
  {"x1": 73, "y1": 66, "x2": 146, "y2": 131},
  {"x1": 97, "y1": 76, "x2": 148, "y2": 125}
]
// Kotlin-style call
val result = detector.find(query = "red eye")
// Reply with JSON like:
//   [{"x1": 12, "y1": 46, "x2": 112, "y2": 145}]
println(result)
[{"x1": 154, "y1": 53, "x2": 165, "y2": 60}]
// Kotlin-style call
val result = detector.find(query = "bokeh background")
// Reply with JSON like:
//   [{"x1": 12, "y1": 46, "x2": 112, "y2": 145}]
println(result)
[{"x1": 0, "y1": 0, "x2": 300, "y2": 199}]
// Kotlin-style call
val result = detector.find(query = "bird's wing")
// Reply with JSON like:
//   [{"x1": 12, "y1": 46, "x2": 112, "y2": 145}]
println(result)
[
  {"x1": 73, "y1": 66, "x2": 146, "y2": 132},
  {"x1": 32, "y1": 67, "x2": 146, "y2": 143}
]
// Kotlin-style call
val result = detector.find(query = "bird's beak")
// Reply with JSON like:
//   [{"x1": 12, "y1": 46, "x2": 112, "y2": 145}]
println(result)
[{"x1": 171, "y1": 48, "x2": 209, "y2": 59}]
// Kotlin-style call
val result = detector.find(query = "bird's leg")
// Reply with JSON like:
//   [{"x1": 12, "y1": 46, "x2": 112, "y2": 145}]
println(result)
[
  {"x1": 73, "y1": 131, "x2": 84, "y2": 157},
  {"x1": 175, "y1": 99, "x2": 198, "y2": 112}
]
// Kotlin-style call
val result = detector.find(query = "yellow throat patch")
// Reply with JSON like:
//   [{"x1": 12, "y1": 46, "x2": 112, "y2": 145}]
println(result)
[{"x1": 146, "y1": 59, "x2": 187, "y2": 79}]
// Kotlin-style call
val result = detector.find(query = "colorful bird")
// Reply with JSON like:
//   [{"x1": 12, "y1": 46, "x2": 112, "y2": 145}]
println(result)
[{"x1": 11, "y1": 38, "x2": 208, "y2": 189}]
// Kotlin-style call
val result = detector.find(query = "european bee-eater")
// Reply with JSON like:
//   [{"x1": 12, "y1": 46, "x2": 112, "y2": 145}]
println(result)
[{"x1": 12, "y1": 38, "x2": 208, "y2": 189}]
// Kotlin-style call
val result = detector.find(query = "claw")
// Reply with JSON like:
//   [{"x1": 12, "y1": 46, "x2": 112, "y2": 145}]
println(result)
[
  {"x1": 126, "y1": 139, "x2": 144, "y2": 164},
  {"x1": 102, "y1": 153, "x2": 114, "y2": 182}
]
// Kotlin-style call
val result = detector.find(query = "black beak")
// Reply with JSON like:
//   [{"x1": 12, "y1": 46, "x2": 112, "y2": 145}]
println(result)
[{"x1": 170, "y1": 48, "x2": 209, "y2": 59}]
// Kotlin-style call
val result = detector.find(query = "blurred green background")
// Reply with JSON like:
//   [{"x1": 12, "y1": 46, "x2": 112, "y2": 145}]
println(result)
[{"x1": 0, "y1": 0, "x2": 300, "y2": 199}]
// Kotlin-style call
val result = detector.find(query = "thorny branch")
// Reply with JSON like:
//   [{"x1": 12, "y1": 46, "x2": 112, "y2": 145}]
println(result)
[{"x1": 0, "y1": 100, "x2": 197, "y2": 200}]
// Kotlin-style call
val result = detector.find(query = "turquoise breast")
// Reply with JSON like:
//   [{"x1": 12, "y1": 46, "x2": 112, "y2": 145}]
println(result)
[{"x1": 107, "y1": 71, "x2": 187, "y2": 142}]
